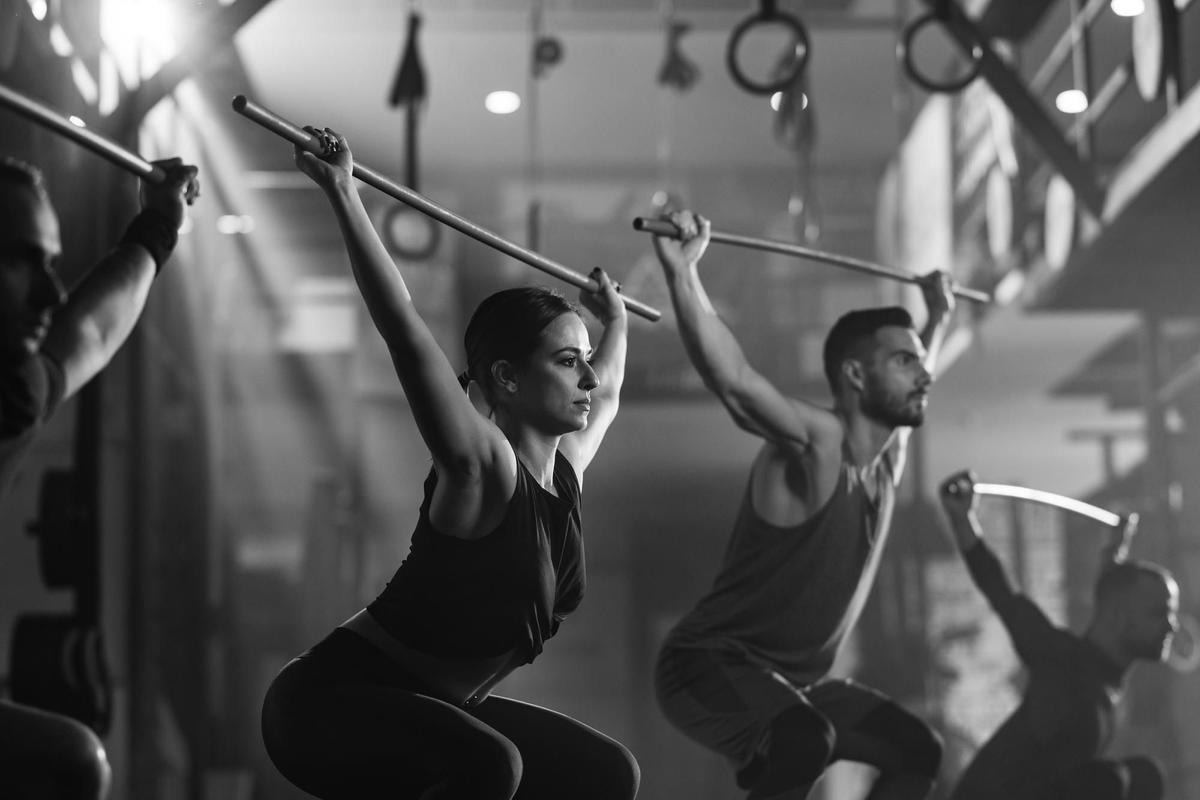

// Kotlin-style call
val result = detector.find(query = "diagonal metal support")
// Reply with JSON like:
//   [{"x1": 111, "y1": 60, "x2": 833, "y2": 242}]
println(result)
[
  {"x1": 919, "y1": 0, "x2": 1106, "y2": 216},
  {"x1": 127, "y1": 0, "x2": 277, "y2": 125}
]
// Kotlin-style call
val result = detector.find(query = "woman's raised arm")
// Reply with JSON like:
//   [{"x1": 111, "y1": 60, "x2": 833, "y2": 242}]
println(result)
[{"x1": 296, "y1": 128, "x2": 506, "y2": 479}]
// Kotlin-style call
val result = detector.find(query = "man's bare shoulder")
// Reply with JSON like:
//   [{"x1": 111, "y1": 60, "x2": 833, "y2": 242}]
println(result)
[
  {"x1": 778, "y1": 394, "x2": 844, "y2": 447},
  {"x1": 751, "y1": 427, "x2": 846, "y2": 527}
]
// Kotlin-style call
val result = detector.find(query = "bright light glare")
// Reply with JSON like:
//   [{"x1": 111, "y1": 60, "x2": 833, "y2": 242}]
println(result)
[
  {"x1": 68, "y1": 115, "x2": 87, "y2": 128},
  {"x1": 48, "y1": 23, "x2": 73, "y2": 56},
  {"x1": 99, "y1": 52, "x2": 120, "y2": 115},
  {"x1": 102, "y1": 0, "x2": 179, "y2": 83},
  {"x1": 70, "y1": 59, "x2": 99, "y2": 104},
  {"x1": 216, "y1": 215, "x2": 256, "y2": 235},
  {"x1": 769, "y1": 92, "x2": 808, "y2": 112},
  {"x1": 992, "y1": 269, "x2": 1025, "y2": 305},
  {"x1": 1110, "y1": 0, "x2": 1145, "y2": 16},
  {"x1": 28, "y1": 0, "x2": 47, "y2": 21},
  {"x1": 485, "y1": 90, "x2": 521, "y2": 115},
  {"x1": 1055, "y1": 89, "x2": 1088, "y2": 114}
]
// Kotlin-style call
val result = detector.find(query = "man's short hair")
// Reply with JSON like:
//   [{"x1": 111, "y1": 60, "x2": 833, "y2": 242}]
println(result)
[
  {"x1": 0, "y1": 156, "x2": 49, "y2": 202},
  {"x1": 822, "y1": 306, "x2": 915, "y2": 393},
  {"x1": 1095, "y1": 560, "x2": 1174, "y2": 610}
]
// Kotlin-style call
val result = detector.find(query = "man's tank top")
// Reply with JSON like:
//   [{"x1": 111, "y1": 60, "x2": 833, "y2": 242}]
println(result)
[
  {"x1": 368, "y1": 450, "x2": 585, "y2": 663},
  {"x1": 667, "y1": 454, "x2": 896, "y2": 686}
]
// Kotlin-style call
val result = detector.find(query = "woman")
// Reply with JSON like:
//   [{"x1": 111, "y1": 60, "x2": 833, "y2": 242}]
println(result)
[{"x1": 261, "y1": 128, "x2": 638, "y2": 800}]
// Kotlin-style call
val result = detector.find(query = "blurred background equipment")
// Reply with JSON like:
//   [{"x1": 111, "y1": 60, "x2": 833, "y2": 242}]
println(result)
[{"x1": 2, "y1": 1, "x2": 1199, "y2": 798}]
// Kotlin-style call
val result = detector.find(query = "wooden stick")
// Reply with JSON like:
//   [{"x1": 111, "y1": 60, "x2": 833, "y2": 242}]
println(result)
[
  {"x1": 232, "y1": 95, "x2": 662, "y2": 322},
  {"x1": 0, "y1": 82, "x2": 165, "y2": 182},
  {"x1": 634, "y1": 216, "x2": 992, "y2": 304}
]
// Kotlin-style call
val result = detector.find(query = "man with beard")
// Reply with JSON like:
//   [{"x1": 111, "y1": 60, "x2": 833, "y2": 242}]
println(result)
[
  {"x1": 1, "y1": 155, "x2": 198, "y2": 798},
  {"x1": 939, "y1": 471, "x2": 1178, "y2": 800},
  {"x1": 651, "y1": 209, "x2": 954, "y2": 800}
]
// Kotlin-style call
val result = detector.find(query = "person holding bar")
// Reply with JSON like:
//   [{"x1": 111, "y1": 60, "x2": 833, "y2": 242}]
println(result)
[
  {"x1": 939, "y1": 470, "x2": 1179, "y2": 800},
  {"x1": 651, "y1": 209, "x2": 954, "y2": 800},
  {"x1": 1, "y1": 153, "x2": 199, "y2": 798},
  {"x1": 259, "y1": 128, "x2": 638, "y2": 800}
]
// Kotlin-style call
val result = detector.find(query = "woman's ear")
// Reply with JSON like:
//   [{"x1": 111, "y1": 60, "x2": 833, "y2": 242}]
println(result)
[{"x1": 490, "y1": 360, "x2": 519, "y2": 395}]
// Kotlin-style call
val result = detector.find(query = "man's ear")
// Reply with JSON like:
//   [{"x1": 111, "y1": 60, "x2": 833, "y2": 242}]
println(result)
[
  {"x1": 842, "y1": 359, "x2": 866, "y2": 394},
  {"x1": 491, "y1": 360, "x2": 519, "y2": 395}
]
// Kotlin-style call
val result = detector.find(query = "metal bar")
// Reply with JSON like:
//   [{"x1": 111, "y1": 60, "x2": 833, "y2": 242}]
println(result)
[
  {"x1": 974, "y1": 482, "x2": 1123, "y2": 527},
  {"x1": 232, "y1": 95, "x2": 662, "y2": 322},
  {"x1": 1029, "y1": 0, "x2": 1110, "y2": 93},
  {"x1": 0, "y1": 82, "x2": 165, "y2": 182},
  {"x1": 633, "y1": 217, "x2": 993, "y2": 304},
  {"x1": 1158, "y1": 351, "x2": 1200, "y2": 402},
  {"x1": 1067, "y1": 58, "x2": 1131, "y2": 142},
  {"x1": 1068, "y1": 0, "x2": 1096, "y2": 159},
  {"x1": 924, "y1": 0, "x2": 1106, "y2": 215},
  {"x1": 130, "y1": 0, "x2": 278, "y2": 123}
]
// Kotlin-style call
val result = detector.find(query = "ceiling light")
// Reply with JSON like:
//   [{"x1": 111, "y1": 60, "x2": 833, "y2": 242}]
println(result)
[
  {"x1": 102, "y1": 0, "x2": 178, "y2": 82},
  {"x1": 217, "y1": 214, "x2": 255, "y2": 235},
  {"x1": 28, "y1": 0, "x2": 47, "y2": 21},
  {"x1": 1110, "y1": 0, "x2": 1145, "y2": 16},
  {"x1": 485, "y1": 90, "x2": 521, "y2": 115},
  {"x1": 771, "y1": 91, "x2": 808, "y2": 113},
  {"x1": 1055, "y1": 89, "x2": 1088, "y2": 114}
]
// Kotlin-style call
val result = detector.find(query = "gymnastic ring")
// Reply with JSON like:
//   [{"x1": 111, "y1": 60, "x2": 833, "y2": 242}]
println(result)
[
  {"x1": 725, "y1": 1, "x2": 811, "y2": 96},
  {"x1": 899, "y1": 10, "x2": 982, "y2": 94}
]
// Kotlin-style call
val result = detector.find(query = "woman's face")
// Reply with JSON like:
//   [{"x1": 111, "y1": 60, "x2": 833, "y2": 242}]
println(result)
[{"x1": 505, "y1": 313, "x2": 598, "y2": 435}]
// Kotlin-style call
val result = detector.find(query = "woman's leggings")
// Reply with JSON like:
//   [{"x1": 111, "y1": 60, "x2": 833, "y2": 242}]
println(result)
[{"x1": 261, "y1": 628, "x2": 640, "y2": 800}]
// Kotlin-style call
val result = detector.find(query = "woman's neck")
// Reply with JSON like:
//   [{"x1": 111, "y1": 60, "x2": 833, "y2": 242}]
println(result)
[{"x1": 495, "y1": 415, "x2": 560, "y2": 490}]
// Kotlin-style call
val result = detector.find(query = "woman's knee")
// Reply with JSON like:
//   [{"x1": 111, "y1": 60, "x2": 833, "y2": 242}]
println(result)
[
  {"x1": 580, "y1": 737, "x2": 640, "y2": 799},
  {"x1": 452, "y1": 727, "x2": 523, "y2": 798}
]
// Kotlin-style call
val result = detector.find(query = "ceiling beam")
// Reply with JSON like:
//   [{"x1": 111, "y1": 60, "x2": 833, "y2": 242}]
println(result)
[{"x1": 129, "y1": 0, "x2": 277, "y2": 124}]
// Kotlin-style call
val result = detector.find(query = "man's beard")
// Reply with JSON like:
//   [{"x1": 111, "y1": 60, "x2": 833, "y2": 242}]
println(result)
[{"x1": 863, "y1": 378, "x2": 926, "y2": 428}]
